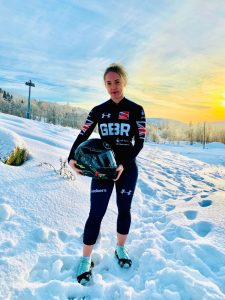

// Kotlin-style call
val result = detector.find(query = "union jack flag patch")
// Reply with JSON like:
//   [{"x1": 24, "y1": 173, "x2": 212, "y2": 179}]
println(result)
[
  {"x1": 118, "y1": 111, "x2": 129, "y2": 120},
  {"x1": 80, "y1": 119, "x2": 93, "y2": 135},
  {"x1": 136, "y1": 121, "x2": 146, "y2": 139}
]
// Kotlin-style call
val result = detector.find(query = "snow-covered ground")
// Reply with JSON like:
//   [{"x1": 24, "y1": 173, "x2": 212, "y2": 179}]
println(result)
[{"x1": 0, "y1": 112, "x2": 225, "y2": 300}]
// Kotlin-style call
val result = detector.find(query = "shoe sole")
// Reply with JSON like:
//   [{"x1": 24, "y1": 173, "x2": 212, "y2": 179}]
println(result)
[{"x1": 115, "y1": 250, "x2": 132, "y2": 268}]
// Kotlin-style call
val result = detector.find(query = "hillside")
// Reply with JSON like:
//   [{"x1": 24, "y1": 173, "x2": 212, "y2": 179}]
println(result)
[{"x1": 0, "y1": 112, "x2": 225, "y2": 299}]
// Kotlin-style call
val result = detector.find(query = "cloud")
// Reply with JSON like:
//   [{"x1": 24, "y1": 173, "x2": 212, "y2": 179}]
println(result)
[{"x1": 0, "y1": 0, "x2": 225, "y2": 122}]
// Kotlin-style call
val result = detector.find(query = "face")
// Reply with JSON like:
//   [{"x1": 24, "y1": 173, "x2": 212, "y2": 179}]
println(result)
[{"x1": 104, "y1": 71, "x2": 126, "y2": 103}]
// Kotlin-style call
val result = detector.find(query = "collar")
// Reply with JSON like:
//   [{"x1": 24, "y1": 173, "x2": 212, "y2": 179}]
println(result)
[{"x1": 109, "y1": 97, "x2": 126, "y2": 107}]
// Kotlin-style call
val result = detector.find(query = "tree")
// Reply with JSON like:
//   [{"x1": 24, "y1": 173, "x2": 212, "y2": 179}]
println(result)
[{"x1": 186, "y1": 122, "x2": 194, "y2": 145}]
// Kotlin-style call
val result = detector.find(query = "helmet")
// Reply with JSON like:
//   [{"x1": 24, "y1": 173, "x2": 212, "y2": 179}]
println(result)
[{"x1": 74, "y1": 138, "x2": 117, "y2": 180}]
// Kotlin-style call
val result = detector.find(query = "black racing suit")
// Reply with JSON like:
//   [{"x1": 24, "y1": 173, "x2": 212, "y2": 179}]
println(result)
[{"x1": 68, "y1": 97, "x2": 146, "y2": 245}]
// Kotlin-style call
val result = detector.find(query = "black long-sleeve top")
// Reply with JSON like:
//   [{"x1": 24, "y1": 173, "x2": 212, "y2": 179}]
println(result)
[{"x1": 68, "y1": 97, "x2": 146, "y2": 167}]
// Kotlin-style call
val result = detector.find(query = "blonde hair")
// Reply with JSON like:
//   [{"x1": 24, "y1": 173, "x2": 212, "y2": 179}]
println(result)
[{"x1": 103, "y1": 63, "x2": 128, "y2": 85}]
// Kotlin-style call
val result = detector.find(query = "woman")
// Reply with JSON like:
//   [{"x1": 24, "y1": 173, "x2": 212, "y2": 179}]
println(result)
[{"x1": 68, "y1": 63, "x2": 146, "y2": 285}]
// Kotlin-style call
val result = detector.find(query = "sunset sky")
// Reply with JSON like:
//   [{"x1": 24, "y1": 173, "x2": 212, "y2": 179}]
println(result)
[{"x1": 0, "y1": 0, "x2": 225, "y2": 122}]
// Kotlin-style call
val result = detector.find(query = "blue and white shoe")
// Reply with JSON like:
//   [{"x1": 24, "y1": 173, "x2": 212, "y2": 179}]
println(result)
[
  {"x1": 115, "y1": 245, "x2": 132, "y2": 268},
  {"x1": 77, "y1": 256, "x2": 94, "y2": 285}
]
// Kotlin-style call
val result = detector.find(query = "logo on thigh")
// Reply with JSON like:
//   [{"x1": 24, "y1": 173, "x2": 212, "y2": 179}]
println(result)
[
  {"x1": 91, "y1": 189, "x2": 107, "y2": 193},
  {"x1": 120, "y1": 189, "x2": 132, "y2": 196}
]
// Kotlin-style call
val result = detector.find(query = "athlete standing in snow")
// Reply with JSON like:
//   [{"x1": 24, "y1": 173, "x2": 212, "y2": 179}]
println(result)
[{"x1": 68, "y1": 63, "x2": 146, "y2": 285}]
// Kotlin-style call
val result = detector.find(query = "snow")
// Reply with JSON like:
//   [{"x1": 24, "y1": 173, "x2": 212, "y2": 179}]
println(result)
[
  {"x1": 0, "y1": 112, "x2": 225, "y2": 300},
  {"x1": 148, "y1": 141, "x2": 225, "y2": 166},
  {"x1": 0, "y1": 203, "x2": 15, "y2": 221},
  {"x1": 0, "y1": 126, "x2": 28, "y2": 162}
]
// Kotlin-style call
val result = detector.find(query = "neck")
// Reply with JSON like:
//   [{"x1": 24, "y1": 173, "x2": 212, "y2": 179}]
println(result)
[{"x1": 111, "y1": 96, "x2": 124, "y2": 104}]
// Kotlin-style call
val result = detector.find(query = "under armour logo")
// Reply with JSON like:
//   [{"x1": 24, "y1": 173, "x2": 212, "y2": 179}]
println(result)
[
  {"x1": 121, "y1": 189, "x2": 132, "y2": 195},
  {"x1": 102, "y1": 113, "x2": 111, "y2": 118}
]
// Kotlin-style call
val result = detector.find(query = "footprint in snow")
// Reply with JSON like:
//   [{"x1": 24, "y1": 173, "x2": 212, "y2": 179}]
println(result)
[
  {"x1": 184, "y1": 196, "x2": 193, "y2": 202},
  {"x1": 166, "y1": 169, "x2": 174, "y2": 175},
  {"x1": 192, "y1": 184, "x2": 199, "y2": 188},
  {"x1": 57, "y1": 231, "x2": 81, "y2": 255},
  {"x1": 29, "y1": 255, "x2": 77, "y2": 283},
  {"x1": 151, "y1": 204, "x2": 161, "y2": 211},
  {"x1": 157, "y1": 180, "x2": 166, "y2": 188},
  {"x1": 0, "y1": 240, "x2": 16, "y2": 257},
  {"x1": 190, "y1": 174, "x2": 204, "y2": 181},
  {"x1": 31, "y1": 227, "x2": 50, "y2": 243},
  {"x1": 138, "y1": 179, "x2": 157, "y2": 198},
  {"x1": 191, "y1": 221, "x2": 213, "y2": 237},
  {"x1": 200, "y1": 194, "x2": 209, "y2": 198},
  {"x1": 162, "y1": 223, "x2": 196, "y2": 241},
  {"x1": 184, "y1": 210, "x2": 198, "y2": 220},
  {"x1": 58, "y1": 230, "x2": 70, "y2": 242},
  {"x1": 204, "y1": 181, "x2": 215, "y2": 187},
  {"x1": 166, "y1": 204, "x2": 176, "y2": 212},
  {"x1": 198, "y1": 199, "x2": 213, "y2": 207}
]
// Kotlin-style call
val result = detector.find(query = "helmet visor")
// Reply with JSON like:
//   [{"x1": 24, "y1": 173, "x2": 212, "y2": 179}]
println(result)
[{"x1": 92, "y1": 150, "x2": 116, "y2": 168}]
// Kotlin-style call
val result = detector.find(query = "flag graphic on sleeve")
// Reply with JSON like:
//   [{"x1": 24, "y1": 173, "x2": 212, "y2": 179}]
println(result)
[
  {"x1": 118, "y1": 111, "x2": 129, "y2": 120},
  {"x1": 136, "y1": 121, "x2": 146, "y2": 139},
  {"x1": 80, "y1": 119, "x2": 93, "y2": 135}
]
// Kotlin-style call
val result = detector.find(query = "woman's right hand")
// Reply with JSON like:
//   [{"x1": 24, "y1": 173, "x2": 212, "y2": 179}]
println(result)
[{"x1": 68, "y1": 159, "x2": 83, "y2": 175}]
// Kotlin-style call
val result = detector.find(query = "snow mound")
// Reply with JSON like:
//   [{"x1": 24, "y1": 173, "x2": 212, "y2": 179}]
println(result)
[
  {"x1": 0, "y1": 203, "x2": 15, "y2": 221},
  {"x1": 0, "y1": 127, "x2": 29, "y2": 165}
]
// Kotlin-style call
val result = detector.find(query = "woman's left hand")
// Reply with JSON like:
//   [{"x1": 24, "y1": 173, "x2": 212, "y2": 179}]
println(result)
[{"x1": 113, "y1": 164, "x2": 124, "y2": 181}]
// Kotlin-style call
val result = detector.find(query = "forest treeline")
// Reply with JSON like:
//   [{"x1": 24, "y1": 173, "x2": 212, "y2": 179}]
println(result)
[
  {"x1": 0, "y1": 88, "x2": 225, "y2": 144},
  {"x1": 146, "y1": 120, "x2": 225, "y2": 145},
  {"x1": 0, "y1": 88, "x2": 88, "y2": 129}
]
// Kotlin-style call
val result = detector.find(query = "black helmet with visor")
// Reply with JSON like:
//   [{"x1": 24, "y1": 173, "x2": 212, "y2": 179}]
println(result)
[{"x1": 74, "y1": 138, "x2": 117, "y2": 180}]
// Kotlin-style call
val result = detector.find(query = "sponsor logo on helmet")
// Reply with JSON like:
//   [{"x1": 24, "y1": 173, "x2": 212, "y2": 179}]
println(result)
[{"x1": 103, "y1": 142, "x2": 111, "y2": 149}]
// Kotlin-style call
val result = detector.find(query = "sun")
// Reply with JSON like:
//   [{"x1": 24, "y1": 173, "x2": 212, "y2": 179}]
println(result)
[{"x1": 221, "y1": 100, "x2": 225, "y2": 107}]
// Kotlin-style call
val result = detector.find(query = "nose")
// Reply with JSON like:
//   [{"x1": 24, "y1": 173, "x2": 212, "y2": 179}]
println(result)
[{"x1": 111, "y1": 83, "x2": 117, "y2": 90}]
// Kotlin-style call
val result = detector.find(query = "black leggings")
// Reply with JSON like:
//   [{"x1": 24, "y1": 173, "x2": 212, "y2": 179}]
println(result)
[{"x1": 83, "y1": 162, "x2": 138, "y2": 245}]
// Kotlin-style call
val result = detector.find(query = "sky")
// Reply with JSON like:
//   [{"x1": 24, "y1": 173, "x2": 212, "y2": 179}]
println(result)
[{"x1": 0, "y1": 0, "x2": 225, "y2": 123}]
